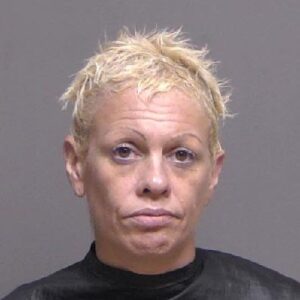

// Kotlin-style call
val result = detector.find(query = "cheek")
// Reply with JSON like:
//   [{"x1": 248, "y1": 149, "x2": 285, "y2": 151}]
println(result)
[
  {"x1": 83, "y1": 162, "x2": 114, "y2": 217},
  {"x1": 177, "y1": 169, "x2": 212, "y2": 220},
  {"x1": 84, "y1": 161, "x2": 135, "y2": 216}
]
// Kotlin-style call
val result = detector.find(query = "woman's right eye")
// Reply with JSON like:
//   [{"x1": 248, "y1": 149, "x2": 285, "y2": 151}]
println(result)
[
  {"x1": 112, "y1": 144, "x2": 138, "y2": 162},
  {"x1": 114, "y1": 146, "x2": 132, "y2": 158}
]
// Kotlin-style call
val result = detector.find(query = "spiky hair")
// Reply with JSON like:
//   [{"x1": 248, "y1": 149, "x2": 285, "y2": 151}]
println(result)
[{"x1": 61, "y1": 28, "x2": 230, "y2": 157}]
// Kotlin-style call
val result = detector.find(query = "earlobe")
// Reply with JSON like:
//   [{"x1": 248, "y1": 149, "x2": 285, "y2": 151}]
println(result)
[{"x1": 63, "y1": 135, "x2": 85, "y2": 197}]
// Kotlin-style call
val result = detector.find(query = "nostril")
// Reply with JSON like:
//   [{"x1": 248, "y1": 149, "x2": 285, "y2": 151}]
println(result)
[
  {"x1": 143, "y1": 188, "x2": 151, "y2": 194},
  {"x1": 142, "y1": 187, "x2": 169, "y2": 197}
]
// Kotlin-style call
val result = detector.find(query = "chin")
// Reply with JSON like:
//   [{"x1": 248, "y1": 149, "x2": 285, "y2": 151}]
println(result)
[{"x1": 127, "y1": 233, "x2": 176, "y2": 257}]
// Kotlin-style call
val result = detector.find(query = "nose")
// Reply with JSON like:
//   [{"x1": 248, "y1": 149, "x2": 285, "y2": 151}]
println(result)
[{"x1": 136, "y1": 156, "x2": 170, "y2": 199}]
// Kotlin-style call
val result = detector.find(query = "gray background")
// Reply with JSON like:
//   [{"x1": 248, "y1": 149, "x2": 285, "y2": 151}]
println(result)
[{"x1": 1, "y1": 0, "x2": 299, "y2": 297}]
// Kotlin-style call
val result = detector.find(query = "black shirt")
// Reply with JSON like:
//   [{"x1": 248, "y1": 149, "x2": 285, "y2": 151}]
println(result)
[{"x1": 3, "y1": 243, "x2": 300, "y2": 299}]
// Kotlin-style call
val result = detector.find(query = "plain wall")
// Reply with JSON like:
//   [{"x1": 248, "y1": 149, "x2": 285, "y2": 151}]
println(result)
[{"x1": 1, "y1": 0, "x2": 299, "y2": 297}]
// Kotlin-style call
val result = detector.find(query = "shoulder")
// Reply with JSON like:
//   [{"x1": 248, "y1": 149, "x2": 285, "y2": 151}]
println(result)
[
  {"x1": 197, "y1": 248, "x2": 300, "y2": 299},
  {"x1": 2, "y1": 261, "x2": 84, "y2": 300}
]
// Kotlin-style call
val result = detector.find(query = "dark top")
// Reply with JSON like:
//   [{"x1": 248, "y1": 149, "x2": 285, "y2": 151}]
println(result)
[{"x1": 3, "y1": 243, "x2": 300, "y2": 299}]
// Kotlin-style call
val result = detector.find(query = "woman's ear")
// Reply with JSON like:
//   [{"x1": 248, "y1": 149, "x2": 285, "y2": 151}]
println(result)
[
  {"x1": 209, "y1": 150, "x2": 225, "y2": 191},
  {"x1": 63, "y1": 135, "x2": 85, "y2": 197}
]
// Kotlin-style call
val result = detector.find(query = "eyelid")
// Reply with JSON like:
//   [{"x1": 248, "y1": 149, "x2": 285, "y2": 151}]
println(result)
[
  {"x1": 174, "y1": 147, "x2": 195, "y2": 155},
  {"x1": 112, "y1": 143, "x2": 135, "y2": 154},
  {"x1": 113, "y1": 142, "x2": 134, "y2": 149},
  {"x1": 112, "y1": 141, "x2": 140, "y2": 152},
  {"x1": 175, "y1": 147, "x2": 195, "y2": 154}
]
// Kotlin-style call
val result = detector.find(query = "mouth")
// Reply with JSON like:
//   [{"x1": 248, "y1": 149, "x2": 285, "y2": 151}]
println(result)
[{"x1": 125, "y1": 208, "x2": 179, "y2": 229}]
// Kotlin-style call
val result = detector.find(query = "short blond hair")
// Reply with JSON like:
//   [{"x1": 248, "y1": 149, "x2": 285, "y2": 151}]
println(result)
[{"x1": 61, "y1": 28, "x2": 230, "y2": 158}]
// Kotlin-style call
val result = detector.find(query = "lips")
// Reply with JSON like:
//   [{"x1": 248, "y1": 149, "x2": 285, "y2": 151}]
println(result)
[
  {"x1": 128, "y1": 208, "x2": 177, "y2": 218},
  {"x1": 125, "y1": 208, "x2": 179, "y2": 229}
]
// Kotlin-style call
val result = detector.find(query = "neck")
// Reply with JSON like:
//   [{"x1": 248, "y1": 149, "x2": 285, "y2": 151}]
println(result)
[{"x1": 95, "y1": 239, "x2": 196, "y2": 275}]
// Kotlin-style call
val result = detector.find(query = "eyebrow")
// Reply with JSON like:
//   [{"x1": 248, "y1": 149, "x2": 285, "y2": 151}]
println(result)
[
  {"x1": 104, "y1": 127, "x2": 203, "y2": 145},
  {"x1": 169, "y1": 133, "x2": 204, "y2": 145},
  {"x1": 104, "y1": 127, "x2": 147, "y2": 141}
]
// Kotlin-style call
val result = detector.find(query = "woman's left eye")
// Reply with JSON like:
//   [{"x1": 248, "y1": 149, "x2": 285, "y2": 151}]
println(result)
[{"x1": 169, "y1": 148, "x2": 196, "y2": 164}]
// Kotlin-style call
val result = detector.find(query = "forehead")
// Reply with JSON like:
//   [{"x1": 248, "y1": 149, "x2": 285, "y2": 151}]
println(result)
[{"x1": 90, "y1": 87, "x2": 211, "y2": 141}]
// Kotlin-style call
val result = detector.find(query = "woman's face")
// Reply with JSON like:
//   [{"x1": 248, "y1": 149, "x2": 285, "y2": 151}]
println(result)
[{"x1": 66, "y1": 87, "x2": 224, "y2": 273}]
